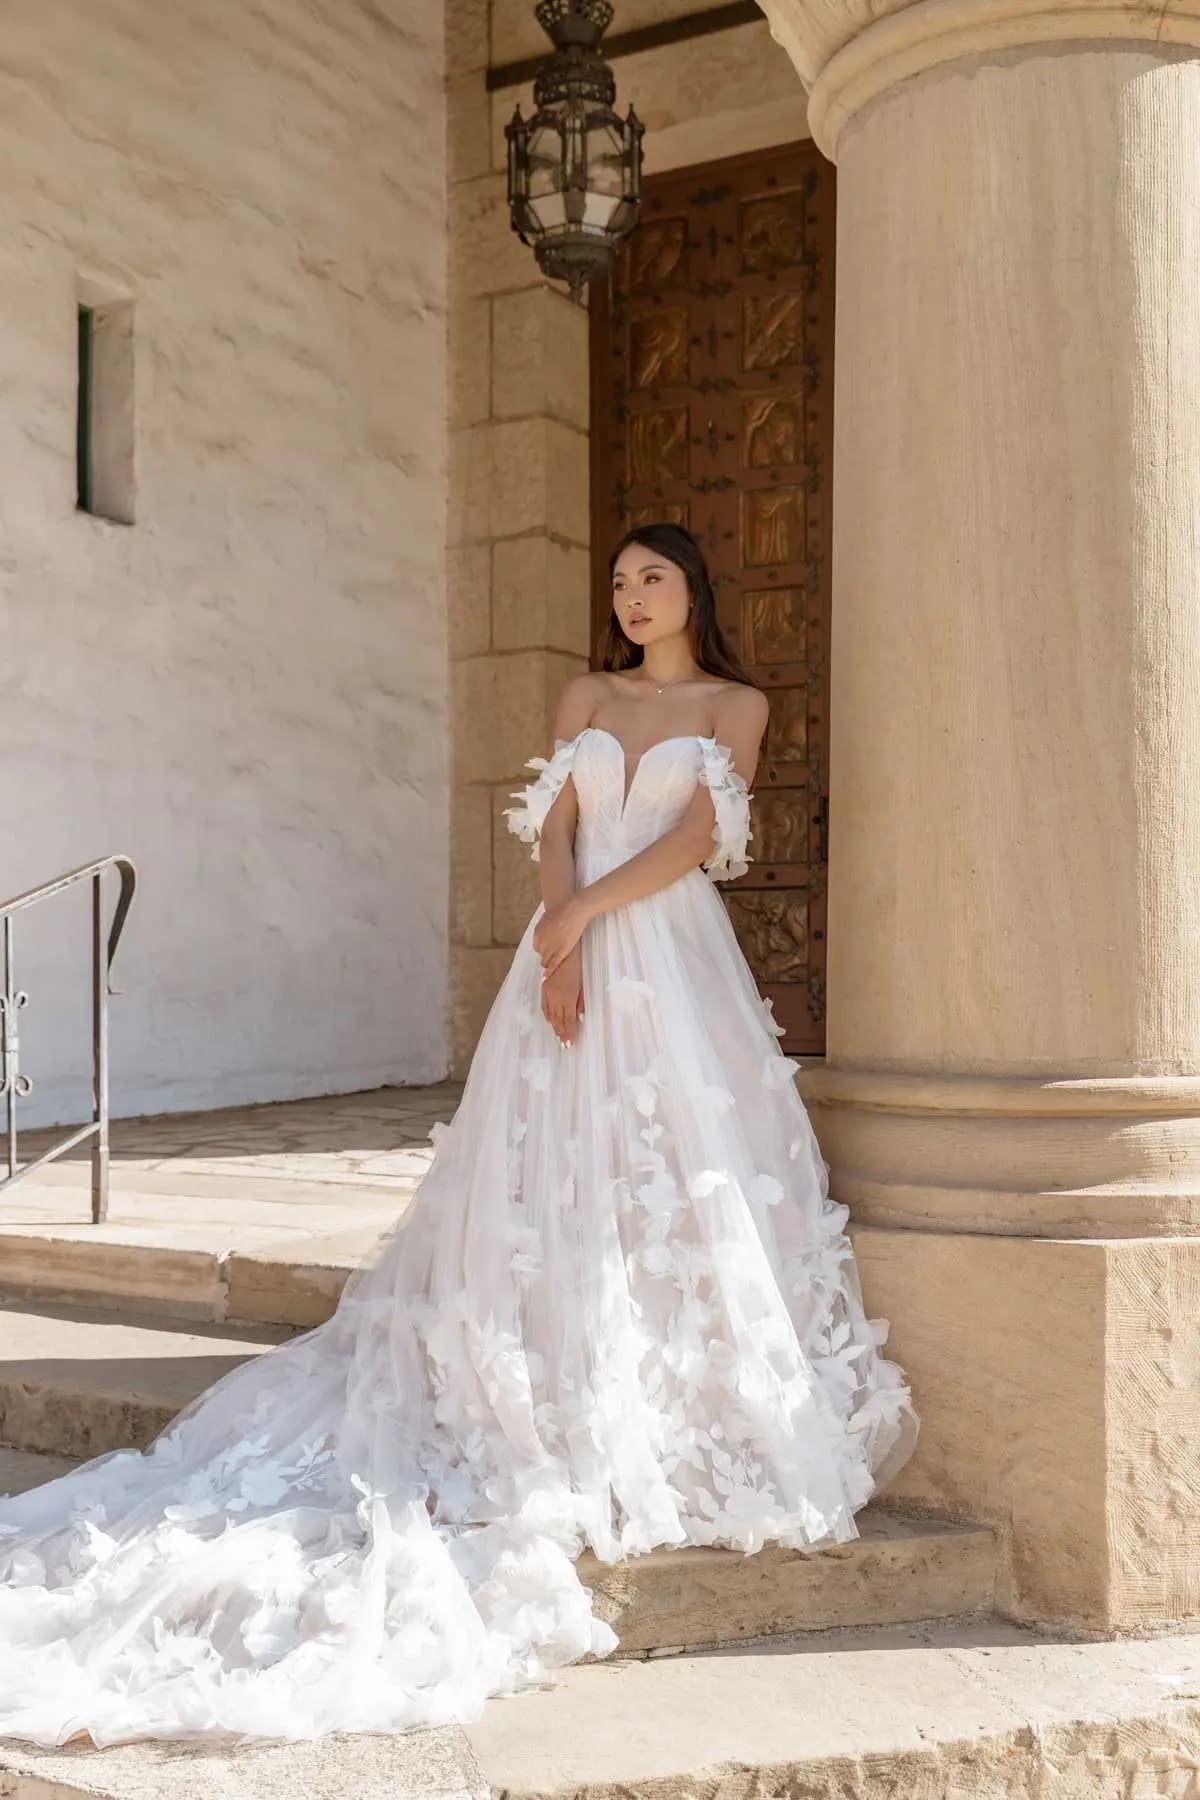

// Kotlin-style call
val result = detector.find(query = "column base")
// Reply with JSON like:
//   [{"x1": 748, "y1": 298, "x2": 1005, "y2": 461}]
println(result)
[
  {"x1": 802, "y1": 1066, "x2": 1200, "y2": 1237},
  {"x1": 855, "y1": 1225, "x2": 1200, "y2": 1633}
]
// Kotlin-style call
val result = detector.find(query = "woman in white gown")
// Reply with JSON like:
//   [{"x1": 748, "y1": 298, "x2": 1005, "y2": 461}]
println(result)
[{"x1": 0, "y1": 522, "x2": 917, "y2": 1749}]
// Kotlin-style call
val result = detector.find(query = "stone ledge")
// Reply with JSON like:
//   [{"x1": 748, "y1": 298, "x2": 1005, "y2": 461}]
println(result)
[
  {"x1": 0, "y1": 1724, "x2": 484, "y2": 1800},
  {"x1": 0, "y1": 1303, "x2": 285, "y2": 1461},
  {"x1": 464, "y1": 1617, "x2": 1200, "y2": 1800},
  {"x1": 0, "y1": 1229, "x2": 373, "y2": 1331},
  {"x1": 581, "y1": 1514, "x2": 996, "y2": 1653}
]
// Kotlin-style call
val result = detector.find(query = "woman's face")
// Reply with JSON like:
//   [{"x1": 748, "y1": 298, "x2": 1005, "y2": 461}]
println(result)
[{"x1": 611, "y1": 543, "x2": 690, "y2": 649}]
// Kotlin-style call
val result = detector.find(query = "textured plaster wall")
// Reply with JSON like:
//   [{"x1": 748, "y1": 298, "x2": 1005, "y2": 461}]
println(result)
[{"x1": 0, "y1": 0, "x2": 449, "y2": 1124}]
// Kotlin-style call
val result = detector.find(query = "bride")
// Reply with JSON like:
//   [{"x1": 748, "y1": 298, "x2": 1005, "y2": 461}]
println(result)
[{"x1": 0, "y1": 522, "x2": 917, "y2": 1748}]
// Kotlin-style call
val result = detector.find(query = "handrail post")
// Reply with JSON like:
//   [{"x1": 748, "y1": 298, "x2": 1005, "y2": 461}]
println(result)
[
  {"x1": 3, "y1": 916, "x2": 16, "y2": 1180},
  {"x1": 0, "y1": 854, "x2": 134, "y2": 1220},
  {"x1": 92, "y1": 871, "x2": 109, "y2": 1225}
]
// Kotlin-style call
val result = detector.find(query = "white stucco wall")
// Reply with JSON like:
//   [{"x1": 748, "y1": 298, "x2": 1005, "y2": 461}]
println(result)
[{"x1": 0, "y1": 0, "x2": 449, "y2": 1125}]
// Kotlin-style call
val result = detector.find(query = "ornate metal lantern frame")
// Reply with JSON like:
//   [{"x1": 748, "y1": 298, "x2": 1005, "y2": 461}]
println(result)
[{"x1": 506, "y1": 0, "x2": 644, "y2": 302}]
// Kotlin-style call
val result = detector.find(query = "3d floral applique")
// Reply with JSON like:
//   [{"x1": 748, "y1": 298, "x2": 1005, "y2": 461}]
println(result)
[
  {"x1": 504, "y1": 736, "x2": 583, "y2": 861},
  {"x1": 520, "y1": 1056, "x2": 552, "y2": 1094},
  {"x1": 762, "y1": 996, "x2": 787, "y2": 1039},
  {"x1": 609, "y1": 976, "x2": 656, "y2": 1011},
  {"x1": 626, "y1": 1070, "x2": 660, "y2": 1118},
  {"x1": 762, "y1": 1055, "x2": 801, "y2": 1089},
  {"x1": 748, "y1": 1173, "x2": 784, "y2": 1208},
  {"x1": 697, "y1": 739, "x2": 753, "y2": 881}
]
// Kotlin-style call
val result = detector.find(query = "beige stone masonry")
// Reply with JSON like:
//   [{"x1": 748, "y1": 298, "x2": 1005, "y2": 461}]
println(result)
[
  {"x1": 856, "y1": 1226, "x2": 1200, "y2": 1633},
  {"x1": 758, "y1": 0, "x2": 1200, "y2": 1633},
  {"x1": 492, "y1": 534, "x2": 591, "y2": 656},
  {"x1": 488, "y1": 18, "x2": 811, "y2": 176},
  {"x1": 446, "y1": 2, "x2": 593, "y2": 1074},
  {"x1": 802, "y1": 1068, "x2": 1200, "y2": 1237},
  {"x1": 490, "y1": 0, "x2": 738, "y2": 64}
]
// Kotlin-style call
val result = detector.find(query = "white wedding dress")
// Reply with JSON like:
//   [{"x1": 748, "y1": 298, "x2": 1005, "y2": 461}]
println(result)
[{"x1": 0, "y1": 727, "x2": 917, "y2": 1748}]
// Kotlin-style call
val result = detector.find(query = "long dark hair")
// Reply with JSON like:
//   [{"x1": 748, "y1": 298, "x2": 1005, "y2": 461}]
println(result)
[{"x1": 600, "y1": 523, "x2": 754, "y2": 688}]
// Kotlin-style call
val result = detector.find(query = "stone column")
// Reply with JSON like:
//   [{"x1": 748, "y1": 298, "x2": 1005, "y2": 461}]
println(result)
[{"x1": 757, "y1": 0, "x2": 1200, "y2": 1631}]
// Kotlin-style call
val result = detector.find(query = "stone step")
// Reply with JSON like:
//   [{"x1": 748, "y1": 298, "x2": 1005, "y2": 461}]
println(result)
[
  {"x1": 0, "y1": 1445, "x2": 78, "y2": 1495},
  {"x1": 0, "y1": 1225, "x2": 367, "y2": 1331},
  {"x1": 0, "y1": 1723, "x2": 485, "y2": 1800},
  {"x1": 1, "y1": 1617, "x2": 1197, "y2": 1800},
  {"x1": 580, "y1": 1512, "x2": 996, "y2": 1654},
  {"x1": 461, "y1": 1619, "x2": 1200, "y2": 1800},
  {"x1": 0, "y1": 1211, "x2": 381, "y2": 1329},
  {"x1": 0, "y1": 1296, "x2": 997, "y2": 1658},
  {"x1": 3, "y1": 1439, "x2": 995, "y2": 1653},
  {"x1": 0, "y1": 1301, "x2": 289, "y2": 1461}
]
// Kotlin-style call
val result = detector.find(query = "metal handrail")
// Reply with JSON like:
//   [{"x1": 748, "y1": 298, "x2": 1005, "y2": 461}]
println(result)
[{"x1": 1, "y1": 855, "x2": 137, "y2": 1223}]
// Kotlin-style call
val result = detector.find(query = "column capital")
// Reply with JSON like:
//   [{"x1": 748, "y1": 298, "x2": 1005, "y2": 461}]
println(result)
[{"x1": 757, "y1": 0, "x2": 1200, "y2": 155}]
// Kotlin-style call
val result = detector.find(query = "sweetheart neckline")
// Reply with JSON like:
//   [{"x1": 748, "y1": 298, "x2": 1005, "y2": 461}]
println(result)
[{"x1": 580, "y1": 726, "x2": 711, "y2": 814}]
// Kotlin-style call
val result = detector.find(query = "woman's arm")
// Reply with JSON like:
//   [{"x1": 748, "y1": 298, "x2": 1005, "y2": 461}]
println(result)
[
  {"x1": 537, "y1": 673, "x2": 604, "y2": 1044},
  {"x1": 537, "y1": 673, "x2": 602, "y2": 912},
  {"x1": 534, "y1": 684, "x2": 768, "y2": 976}
]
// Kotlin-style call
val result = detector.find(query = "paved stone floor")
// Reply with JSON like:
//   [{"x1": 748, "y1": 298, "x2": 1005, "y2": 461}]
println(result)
[
  {"x1": 0, "y1": 1084, "x2": 464, "y2": 1260},
  {"x1": 18, "y1": 1083, "x2": 464, "y2": 1187}
]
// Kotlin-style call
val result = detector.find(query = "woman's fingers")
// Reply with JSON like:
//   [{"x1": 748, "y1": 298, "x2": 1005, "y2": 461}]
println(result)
[
  {"x1": 540, "y1": 977, "x2": 582, "y2": 1047},
  {"x1": 540, "y1": 982, "x2": 565, "y2": 1042}
]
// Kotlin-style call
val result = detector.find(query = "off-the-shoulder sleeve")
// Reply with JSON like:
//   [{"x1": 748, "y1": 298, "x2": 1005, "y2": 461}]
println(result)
[
  {"x1": 697, "y1": 738, "x2": 752, "y2": 881},
  {"x1": 503, "y1": 735, "x2": 582, "y2": 862}
]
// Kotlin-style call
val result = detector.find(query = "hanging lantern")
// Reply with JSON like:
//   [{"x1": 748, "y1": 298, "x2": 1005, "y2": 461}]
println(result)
[{"x1": 506, "y1": 0, "x2": 644, "y2": 303}]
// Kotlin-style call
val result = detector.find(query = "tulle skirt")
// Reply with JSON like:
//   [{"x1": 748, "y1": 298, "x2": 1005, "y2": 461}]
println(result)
[{"x1": 0, "y1": 861, "x2": 916, "y2": 1747}]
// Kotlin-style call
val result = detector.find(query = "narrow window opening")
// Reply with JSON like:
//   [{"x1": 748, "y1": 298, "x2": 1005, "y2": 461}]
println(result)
[
  {"x1": 74, "y1": 284, "x2": 135, "y2": 524},
  {"x1": 75, "y1": 305, "x2": 94, "y2": 513}
]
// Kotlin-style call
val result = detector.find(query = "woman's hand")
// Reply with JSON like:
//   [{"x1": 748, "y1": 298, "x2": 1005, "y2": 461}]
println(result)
[
  {"x1": 541, "y1": 946, "x2": 585, "y2": 1046},
  {"x1": 533, "y1": 894, "x2": 589, "y2": 978}
]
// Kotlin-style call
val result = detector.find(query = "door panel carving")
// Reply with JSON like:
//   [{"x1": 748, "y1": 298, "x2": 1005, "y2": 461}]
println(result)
[{"x1": 590, "y1": 141, "x2": 836, "y2": 1056}]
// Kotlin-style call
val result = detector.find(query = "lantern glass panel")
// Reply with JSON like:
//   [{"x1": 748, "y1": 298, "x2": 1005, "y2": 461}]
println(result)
[
  {"x1": 526, "y1": 122, "x2": 564, "y2": 198},
  {"x1": 530, "y1": 190, "x2": 568, "y2": 230},
  {"x1": 582, "y1": 190, "x2": 621, "y2": 229},
  {"x1": 586, "y1": 119, "x2": 627, "y2": 196}
]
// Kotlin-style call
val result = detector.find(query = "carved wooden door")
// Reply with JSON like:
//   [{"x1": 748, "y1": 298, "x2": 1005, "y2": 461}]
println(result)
[{"x1": 589, "y1": 141, "x2": 835, "y2": 1056}]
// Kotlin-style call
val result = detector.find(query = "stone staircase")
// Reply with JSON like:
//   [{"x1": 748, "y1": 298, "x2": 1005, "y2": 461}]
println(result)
[
  {"x1": 0, "y1": 1300, "x2": 997, "y2": 1655},
  {"x1": 1, "y1": 1089, "x2": 1197, "y2": 1798}
]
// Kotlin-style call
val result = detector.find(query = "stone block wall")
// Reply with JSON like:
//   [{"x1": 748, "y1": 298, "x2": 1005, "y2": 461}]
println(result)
[{"x1": 446, "y1": 0, "x2": 593, "y2": 1072}]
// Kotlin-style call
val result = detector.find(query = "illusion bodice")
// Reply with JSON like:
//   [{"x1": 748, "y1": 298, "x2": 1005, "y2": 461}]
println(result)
[{"x1": 505, "y1": 727, "x2": 752, "y2": 880}]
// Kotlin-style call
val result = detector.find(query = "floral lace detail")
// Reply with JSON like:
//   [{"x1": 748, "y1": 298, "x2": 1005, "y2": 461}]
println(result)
[
  {"x1": 697, "y1": 737, "x2": 752, "y2": 881},
  {"x1": 504, "y1": 735, "x2": 582, "y2": 862}
]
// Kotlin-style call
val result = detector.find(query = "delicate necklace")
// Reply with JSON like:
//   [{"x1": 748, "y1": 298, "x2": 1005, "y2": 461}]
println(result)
[{"x1": 644, "y1": 672, "x2": 695, "y2": 697}]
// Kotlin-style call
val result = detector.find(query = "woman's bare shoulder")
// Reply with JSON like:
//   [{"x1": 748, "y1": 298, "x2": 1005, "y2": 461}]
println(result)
[
  {"x1": 712, "y1": 680, "x2": 769, "y2": 732},
  {"x1": 552, "y1": 670, "x2": 613, "y2": 738}
]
